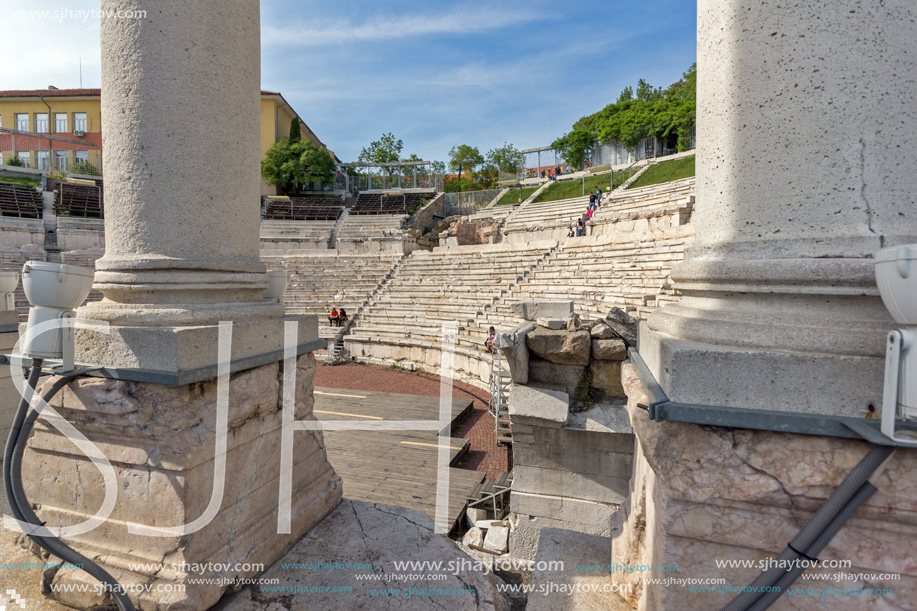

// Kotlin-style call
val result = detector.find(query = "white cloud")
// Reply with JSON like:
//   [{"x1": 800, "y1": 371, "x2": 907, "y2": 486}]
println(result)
[{"x1": 262, "y1": 4, "x2": 544, "y2": 47}]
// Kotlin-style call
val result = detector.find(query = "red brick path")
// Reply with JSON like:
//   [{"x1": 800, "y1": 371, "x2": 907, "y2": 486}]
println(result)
[{"x1": 314, "y1": 362, "x2": 512, "y2": 477}]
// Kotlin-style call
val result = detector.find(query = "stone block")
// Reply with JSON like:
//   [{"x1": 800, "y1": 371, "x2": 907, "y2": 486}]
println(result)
[
  {"x1": 508, "y1": 384, "x2": 569, "y2": 427},
  {"x1": 500, "y1": 322, "x2": 534, "y2": 384},
  {"x1": 483, "y1": 525, "x2": 510, "y2": 554},
  {"x1": 592, "y1": 339, "x2": 627, "y2": 361},
  {"x1": 536, "y1": 317, "x2": 566, "y2": 330},
  {"x1": 23, "y1": 354, "x2": 343, "y2": 610},
  {"x1": 511, "y1": 300, "x2": 574, "y2": 321},
  {"x1": 528, "y1": 356, "x2": 585, "y2": 396},
  {"x1": 526, "y1": 328, "x2": 591, "y2": 365},
  {"x1": 462, "y1": 526, "x2": 484, "y2": 548},
  {"x1": 475, "y1": 519, "x2": 509, "y2": 530},
  {"x1": 604, "y1": 307, "x2": 638, "y2": 345},
  {"x1": 466, "y1": 507, "x2": 488, "y2": 529},
  {"x1": 592, "y1": 359, "x2": 625, "y2": 398},
  {"x1": 566, "y1": 313, "x2": 582, "y2": 331}
]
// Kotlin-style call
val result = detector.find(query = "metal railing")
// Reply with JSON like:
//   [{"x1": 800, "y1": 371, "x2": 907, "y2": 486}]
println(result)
[
  {"x1": 1, "y1": 149, "x2": 102, "y2": 177},
  {"x1": 443, "y1": 188, "x2": 502, "y2": 216}
]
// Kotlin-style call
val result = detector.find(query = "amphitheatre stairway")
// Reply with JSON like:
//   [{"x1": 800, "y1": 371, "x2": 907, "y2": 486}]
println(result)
[
  {"x1": 262, "y1": 250, "x2": 404, "y2": 341},
  {"x1": 345, "y1": 241, "x2": 557, "y2": 384}
]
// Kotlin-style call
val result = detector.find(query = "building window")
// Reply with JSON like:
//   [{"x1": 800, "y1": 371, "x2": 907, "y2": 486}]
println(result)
[
  {"x1": 35, "y1": 113, "x2": 49, "y2": 133},
  {"x1": 55, "y1": 150, "x2": 69, "y2": 171},
  {"x1": 36, "y1": 151, "x2": 50, "y2": 171},
  {"x1": 74, "y1": 150, "x2": 88, "y2": 163},
  {"x1": 15, "y1": 114, "x2": 28, "y2": 131},
  {"x1": 54, "y1": 113, "x2": 67, "y2": 133},
  {"x1": 17, "y1": 151, "x2": 30, "y2": 167},
  {"x1": 73, "y1": 113, "x2": 87, "y2": 132}
]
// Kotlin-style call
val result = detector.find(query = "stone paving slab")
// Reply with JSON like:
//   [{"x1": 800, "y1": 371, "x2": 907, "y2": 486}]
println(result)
[
  {"x1": 218, "y1": 499, "x2": 510, "y2": 611},
  {"x1": 527, "y1": 528, "x2": 632, "y2": 611}
]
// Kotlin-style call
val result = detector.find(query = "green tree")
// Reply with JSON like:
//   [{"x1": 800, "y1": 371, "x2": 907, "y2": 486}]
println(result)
[
  {"x1": 448, "y1": 144, "x2": 484, "y2": 182},
  {"x1": 550, "y1": 64, "x2": 697, "y2": 164},
  {"x1": 551, "y1": 128, "x2": 594, "y2": 169},
  {"x1": 486, "y1": 142, "x2": 523, "y2": 174},
  {"x1": 358, "y1": 132, "x2": 404, "y2": 177},
  {"x1": 289, "y1": 118, "x2": 301, "y2": 142},
  {"x1": 261, "y1": 137, "x2": 336, "y2": 194}
]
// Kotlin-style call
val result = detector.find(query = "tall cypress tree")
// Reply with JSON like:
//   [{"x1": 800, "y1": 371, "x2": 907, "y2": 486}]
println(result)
[{"x1": 289, "y1": 118, "x2": 301, "y2": 142}]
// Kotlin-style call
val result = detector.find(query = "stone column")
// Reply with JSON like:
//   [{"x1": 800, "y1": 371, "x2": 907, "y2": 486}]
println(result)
[
  {"x1": 18, "y1": 2, "x2": 343, "y2": 609},
  {"x1": 641, "y1": 0, "x2": 917, "y2": 417},
  {"x1": 76, "y1": 0, "x2": 286, "y2": 371}
]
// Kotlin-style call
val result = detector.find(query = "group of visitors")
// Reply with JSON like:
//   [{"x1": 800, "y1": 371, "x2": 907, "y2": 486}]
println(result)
[
  {"x1": 328, "y1": 307, "x2": 349, "y2": 327},
  {"x1": 539, "y1": 166, "x2": 562, "y2": 181},
  {"x1": 568, "y1": 187, "x2": 605, "y2": 237}
]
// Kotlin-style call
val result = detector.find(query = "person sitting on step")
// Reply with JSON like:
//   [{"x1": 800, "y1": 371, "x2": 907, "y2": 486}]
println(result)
[
  {"x1": 329, "y1": 308, "x2": 340, "y2": 327},
  {"x1": 339, "y1": 307, "x2": 348, "y2": 325},
  {"x1": 485, "y1": 326, "x2": 499, "y2": 352}
]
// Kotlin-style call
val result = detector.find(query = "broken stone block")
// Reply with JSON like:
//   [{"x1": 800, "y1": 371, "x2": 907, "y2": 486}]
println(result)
[
  {"x1": 566, "y1": 313, "x2": 582, "y2": 331},
  {"x1": 590, "y1": 321, "x2": 617, "y2": 340},
  {"x1": 605, "y1": 307, "x2": 638, "y2": 345},
  {"x1": 483, "y1": 525, "x2": 510, "y2": 554},
  {"x1": 465, "y1": 507, "x2": 488, "y2": 529},
  {"x1": 511, "y1": 300, "x2": 574, "y2": 321},
  {"x1": 526, "y1": 328, "x2": 591, "y2": 365},
  {"x1": 463, "y1": 526, "x2": 485, "y2": 548},
  {"x1": 536, "y1": 317, "x2": 565, "y2": 330},
  {"x1": 592, "y1": 339, "x2": 627, "y2": 361},
  {"x1": 475, "y1": 519, "x2": 510, "y2": 530},
  {"x1": 500, "y1": 322, "x2": 534, "y2": 385}
]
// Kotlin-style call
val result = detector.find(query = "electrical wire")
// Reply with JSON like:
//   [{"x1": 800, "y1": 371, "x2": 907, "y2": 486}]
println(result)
[
  {"x1": 721, "y1": 445, "x2": 895, "y2": 611},
  {"x1": 3, "y1": 364, "x2": 135, "y2": 611}
]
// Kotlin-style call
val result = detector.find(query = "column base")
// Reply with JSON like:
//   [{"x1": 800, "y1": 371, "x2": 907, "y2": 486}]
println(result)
[
  {"x1": 20, "y1": 352, "x2": 342, "y2": 611},
  {"x1": 73, "y1": 314, "x2": 317, "y2": 373},
  {"x1": 639, "y1": 321, "x2": 885, "y2": 419},
  {"x1": 613, "y1": 363, "x2": 916, "y2": 610}
]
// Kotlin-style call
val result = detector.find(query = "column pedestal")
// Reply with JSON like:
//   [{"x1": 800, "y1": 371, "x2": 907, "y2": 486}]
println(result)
[{"x1": 24, "y1": 353, "x2": 342, "y2": 611}]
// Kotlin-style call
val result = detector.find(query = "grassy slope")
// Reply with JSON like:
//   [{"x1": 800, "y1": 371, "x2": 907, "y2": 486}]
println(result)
[
  {"x1": 532, "y1": 168, "x2": 638, "y2": 204},
  {"x1": 494, "y1": 186, "x2": 538, "y2": 206},
  {"x1": 627, "y1": 155, "x2": 695, "y2": 189},
  {"x1": 0, "y1": 176, "x2": 40, "y2": 186}
]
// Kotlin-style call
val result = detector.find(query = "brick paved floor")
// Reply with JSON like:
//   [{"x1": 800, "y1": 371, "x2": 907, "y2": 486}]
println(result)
[{"x1": 314, "y1": 362, "x2": 512, "y2": 477}]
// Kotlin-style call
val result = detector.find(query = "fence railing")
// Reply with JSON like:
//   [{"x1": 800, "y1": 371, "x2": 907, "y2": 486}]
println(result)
[
  {"x1": 1, "y1": 149, "x2": 103, "y2": 177},
  {"x1": 443, "y1": 188, "x2": 503, "y2": 216}
]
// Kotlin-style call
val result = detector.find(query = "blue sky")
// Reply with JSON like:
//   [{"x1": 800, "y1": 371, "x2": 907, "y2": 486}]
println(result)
[{"x1": 2, "y1": 0, "x2": 696, "y2": 164}]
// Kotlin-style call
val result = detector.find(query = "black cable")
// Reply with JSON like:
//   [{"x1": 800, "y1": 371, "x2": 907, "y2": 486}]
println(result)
[
  {"x1": 721, "y1": 445, "x2": 893, "y2": 611},
  {"x1": 745, "y1": 482, "x2": 878, "y2": 611},
  {"x1": 4, "y1": 365, "x2": 135, "y2": 611}
]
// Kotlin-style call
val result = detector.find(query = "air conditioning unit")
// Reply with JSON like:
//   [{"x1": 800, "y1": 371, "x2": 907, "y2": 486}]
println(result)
[{"x1": 73, "y1": 130, "x2": 86, "y2": 137}]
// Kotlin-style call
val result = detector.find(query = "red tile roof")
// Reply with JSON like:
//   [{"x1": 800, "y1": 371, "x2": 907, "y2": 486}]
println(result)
[{"x1": 0, "y1": 89, "x2": 282, "y2": 98}]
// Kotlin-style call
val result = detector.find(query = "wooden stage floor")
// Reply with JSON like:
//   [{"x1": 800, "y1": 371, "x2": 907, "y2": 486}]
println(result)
[{"x1": 313, "y1": 386, "x2": 485, "y2": 531}]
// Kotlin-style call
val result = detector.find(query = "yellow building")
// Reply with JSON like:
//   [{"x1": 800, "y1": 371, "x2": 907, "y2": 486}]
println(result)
[{"x1": 0, "y1": 88, "x2": 331, "y2": 194}]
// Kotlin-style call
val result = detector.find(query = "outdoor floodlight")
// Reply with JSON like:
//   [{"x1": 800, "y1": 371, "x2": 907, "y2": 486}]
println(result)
[
  {"x1": 0, "y1": 271, "x2": 18, "y2": 311},
  {"x1": 876, "y1": 244, "x2": 917, "y2": 445},
  {"x1": 264, "y1": 268, "x2": 289, "y2": 300},
  {"x1": 21, "y1": 261, "x2": 94, "y2": 366}
]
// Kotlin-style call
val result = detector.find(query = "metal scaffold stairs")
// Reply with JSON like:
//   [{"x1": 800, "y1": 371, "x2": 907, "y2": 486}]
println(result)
[{"x1": 489, "y1": 348, "x2": 512, "y2": 445}]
